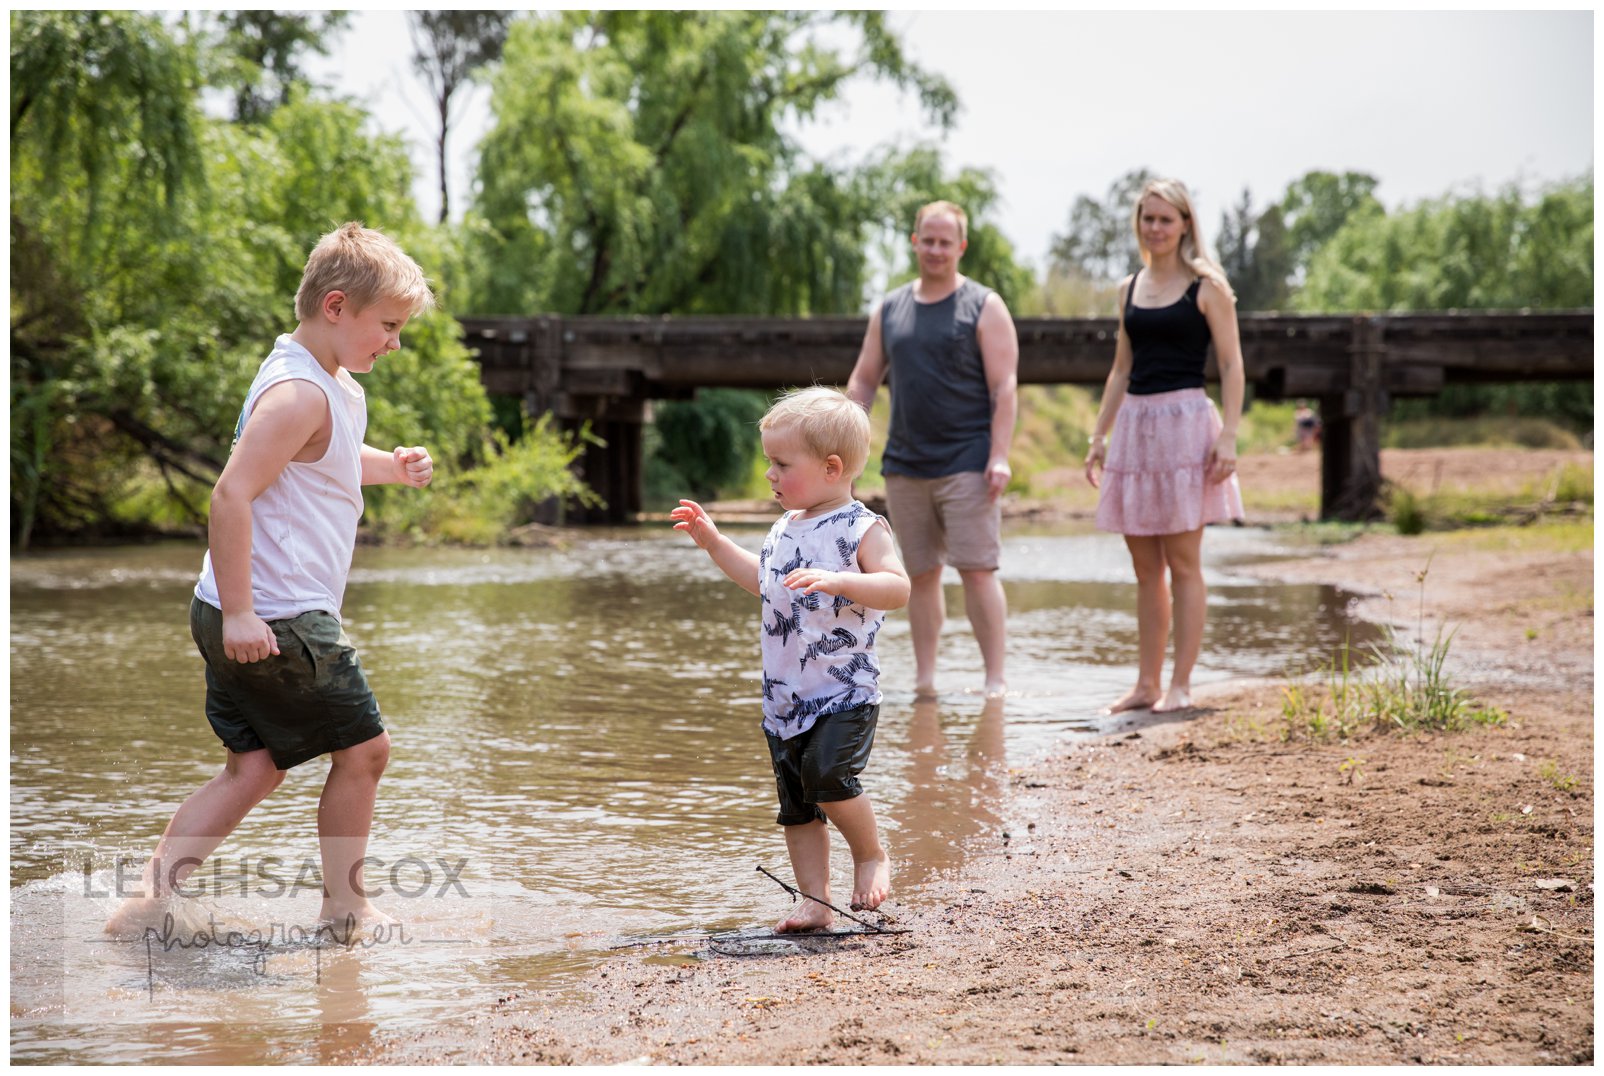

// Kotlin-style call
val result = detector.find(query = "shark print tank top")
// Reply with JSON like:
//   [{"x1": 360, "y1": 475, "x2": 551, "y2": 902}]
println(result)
[{"x1": 757, "y1": 500, "x2": 888, "y2": 740}]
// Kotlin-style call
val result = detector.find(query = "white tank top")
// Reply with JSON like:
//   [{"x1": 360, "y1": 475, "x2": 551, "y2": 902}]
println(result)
[{"x1": 195, "y1": 335, "x2": 367, "y2": 621}]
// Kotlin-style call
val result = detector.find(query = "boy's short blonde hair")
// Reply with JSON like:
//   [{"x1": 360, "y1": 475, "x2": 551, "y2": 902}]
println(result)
[
  {"x1": 759, "y1": 386, "x2": 872, "y2": 481},
  {"x1": 294, "y1": 221, "x2": 436, "y2": 323}
]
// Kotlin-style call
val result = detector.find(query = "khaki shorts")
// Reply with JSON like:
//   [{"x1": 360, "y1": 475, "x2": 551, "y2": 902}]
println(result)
[
  {"x1": 190, "y1": 598, "x2": 385, "y2": 771},
  {"x1": 883, "y1": 471, "x2": 1001, "y2": 577}
]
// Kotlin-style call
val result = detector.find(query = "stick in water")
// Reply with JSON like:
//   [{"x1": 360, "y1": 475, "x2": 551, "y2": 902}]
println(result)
[{"x1": 756, "y1": 864, "x2": 887, "y2": 933}]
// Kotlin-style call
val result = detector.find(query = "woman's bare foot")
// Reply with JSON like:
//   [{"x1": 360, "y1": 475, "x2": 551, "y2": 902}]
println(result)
[
  {"x1": 1100, "y1": 687, "x2": 1160, "y2": 715},
  {"x1": 913, "y1": 681, "x2": 938, "y2": 700},
  {"x1": 848, "y1": 853, "x2": 890, "y2": 912},
  {"x1": 775, "y1": 898, "x2": 834, "y2": 933},
  {"x1": 1152, "y1": 685, "x2": 1194, "y2": 712},
  {"x1": 982, "y1": 680, "x2": 1007, "y2": 699}
]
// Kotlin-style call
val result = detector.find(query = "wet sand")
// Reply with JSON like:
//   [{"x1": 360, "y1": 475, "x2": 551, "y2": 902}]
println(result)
[{"x1": 359, "y1": 455, "x2": 1594, "y2": 1065}]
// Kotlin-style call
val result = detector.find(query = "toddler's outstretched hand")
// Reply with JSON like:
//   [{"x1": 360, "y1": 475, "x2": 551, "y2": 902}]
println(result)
[{"x1": 671, "y1": 499, "x2": 721, "y2": 551}]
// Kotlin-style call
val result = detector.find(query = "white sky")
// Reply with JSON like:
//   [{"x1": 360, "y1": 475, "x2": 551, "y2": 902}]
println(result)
[{"x1": 308, "y1": 9, "x2": 1594, "y2": 284}]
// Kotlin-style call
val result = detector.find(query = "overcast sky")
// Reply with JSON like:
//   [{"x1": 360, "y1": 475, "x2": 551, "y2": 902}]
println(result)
[{"x1": 308, "y1": 9, "x2": 1594, "y2": 281}]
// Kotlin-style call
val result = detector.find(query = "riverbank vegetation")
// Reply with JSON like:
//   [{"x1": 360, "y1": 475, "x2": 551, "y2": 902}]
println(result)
[{"x1": 10, "y1": 12, "x2": 1593, "y2": 547}]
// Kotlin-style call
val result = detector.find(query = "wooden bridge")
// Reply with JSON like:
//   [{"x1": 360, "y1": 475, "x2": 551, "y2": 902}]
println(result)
[{"x1": 459, "y1": 311, "x2": 1593, "y2": 524}]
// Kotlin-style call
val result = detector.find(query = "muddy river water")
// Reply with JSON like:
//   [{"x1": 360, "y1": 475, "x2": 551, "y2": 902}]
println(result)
[{"x1": 9, "y1": 522, "x2": 1377, "y2": 1063}]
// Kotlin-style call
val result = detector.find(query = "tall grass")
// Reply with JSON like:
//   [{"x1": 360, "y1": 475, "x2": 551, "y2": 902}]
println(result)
[{"x1": 1281, "y1": 559, "x2": 1506, "y2": 740}]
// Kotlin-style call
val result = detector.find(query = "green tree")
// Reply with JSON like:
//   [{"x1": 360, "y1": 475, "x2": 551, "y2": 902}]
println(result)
[
  {"x1": 1297, "y1": 174, "x2": 1593, "y2": 434},
  {"x1": 1046, "y1": 168, "x2": 1155, "y2": 284},
  {"x1": 212, "y1": 11, "x2": 349, "y2": 124},
  {"x1": 466, "y1": 10, "x2": 957, "y2": 317},
  {"x1": 409, "y1": 10, "x2": 515, "y2": 223},
  {"x1": 1280, "y1": 169, "x2": 1382, "y2": 277},
  {"x1": 10, "y1": 11, "x2": 505, "y2": 544},
  {"x1": 1215, "y1": 186, "x2": 1292, "y2": 311}
]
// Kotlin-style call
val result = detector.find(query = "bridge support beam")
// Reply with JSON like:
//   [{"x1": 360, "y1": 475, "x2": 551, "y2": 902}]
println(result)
[{"x1": 1319, "y1": 317, "x2": 1387, "y2": 522}]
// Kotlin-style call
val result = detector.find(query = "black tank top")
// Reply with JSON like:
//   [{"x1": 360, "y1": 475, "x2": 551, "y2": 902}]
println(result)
[{"x1": 1124, "y1": 270, "x2": 1211, "y2": 396}]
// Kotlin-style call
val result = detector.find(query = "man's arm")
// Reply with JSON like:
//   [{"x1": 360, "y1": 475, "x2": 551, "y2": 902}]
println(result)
[
  {"x1": 844, "y1": 303, "x2": 887, "y2": 411},
  {"x1": 977, "y1": 292, "x2": 1020, "y2": 500},
  {"x1": 210, "y1": 380, "x2": 328, "y2": 662}
]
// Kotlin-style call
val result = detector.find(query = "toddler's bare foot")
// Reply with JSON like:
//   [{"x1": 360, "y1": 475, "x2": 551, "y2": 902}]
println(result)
[
  {"x1": 775, "y1": 898, "x2": 834, "y2": 934},
  {"x1": 848, "y1": 853, "x2": 891, "y2": 912},
  {"x1": 1152, "y1": 685, "x2": 1194, "y2": 713},
  {"x1": 1100, "y1": 688, "x2": 1160, "y2": 715}
]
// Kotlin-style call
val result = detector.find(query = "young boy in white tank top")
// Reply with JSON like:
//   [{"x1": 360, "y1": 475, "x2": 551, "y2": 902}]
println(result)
[{"x1": 107, "y1": 223, "x2": 438, "y2": 938}]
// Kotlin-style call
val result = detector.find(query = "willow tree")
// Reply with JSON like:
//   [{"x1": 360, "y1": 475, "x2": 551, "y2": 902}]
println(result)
[
  {"x1": 10, "y1": 11, "x2": 496, "y2": 544},
  {"x1": 466, "y1": 10, "x2": 959, "y2": 317}
]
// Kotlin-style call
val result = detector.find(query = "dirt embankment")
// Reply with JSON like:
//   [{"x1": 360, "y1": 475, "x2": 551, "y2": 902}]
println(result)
[{"x1": 366, "y1": 449, "x2": 1593, "y2": 1066}]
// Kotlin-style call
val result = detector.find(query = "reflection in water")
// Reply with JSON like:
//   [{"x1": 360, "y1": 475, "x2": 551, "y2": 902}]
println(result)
[
  {"x1": 894, "y1": 696, "x2": 1008, "y2": 895},
  {"x1": 9, "y1": 524, "x2": 1377, "y2": 1063}
]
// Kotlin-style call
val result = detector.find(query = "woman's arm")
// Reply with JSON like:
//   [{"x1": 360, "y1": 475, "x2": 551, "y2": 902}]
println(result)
[
  {"x1": 1199, "y1": 278, "x2": 1244, "y2": 482},
  {"x1": 1085, "y1": 274, "x2": 1137, "y2": 489}
]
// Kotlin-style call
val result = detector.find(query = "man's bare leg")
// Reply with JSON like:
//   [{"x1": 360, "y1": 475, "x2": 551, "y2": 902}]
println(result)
[
  {"x1": 776, "y1": 819, "x2": 834, "y2": 932},
  {"x1": 106, "y1": 748, "x2": 284, "y2": 936},
  {"x1": 317, "y1": 732, "x2": 392, "y2": 928},
  {"x1": 1103, "y1": 535, "x2": 1168, "y2": 714},
  {"x1": 818, "y1": 794, "x2": 890, "y2": 912},
  {"x1": 958, "y1": 567, "x2": 1008, "y2": 696},
  {"x1": 907, "y1": 567, "x2": 946, "y2": 698}
]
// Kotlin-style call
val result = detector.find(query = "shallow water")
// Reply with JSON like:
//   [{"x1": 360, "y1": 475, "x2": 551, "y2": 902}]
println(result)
[{"x1": 10, "y1": 522, "x2": 1377, "y2": 1063}]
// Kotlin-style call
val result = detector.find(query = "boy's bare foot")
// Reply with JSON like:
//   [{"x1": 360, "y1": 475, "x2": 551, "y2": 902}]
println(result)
[
  {"x1": 103, "y1": 895, "x2": 171, "y2": 940},
  {"x1": 317, "y1": 901, "x2": 398, "y2": 940},
  {"x1": 848, "y1": 852, "x2": 891, "y2": 912},
  {"x1": 1100, "y1": 688, "x2": 1160, "y2": 715},
  {"x1": 775, "y1": 898, "x2": 834, "y2": 934},
  {"x1": 1152, "y1": 685, "x2": 1194, "y2": 712}
]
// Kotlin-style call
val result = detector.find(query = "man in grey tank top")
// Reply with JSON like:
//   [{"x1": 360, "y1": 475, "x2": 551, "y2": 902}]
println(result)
[{"x1": 846, "y1": 200, "x2": 1019, "y2": 698}]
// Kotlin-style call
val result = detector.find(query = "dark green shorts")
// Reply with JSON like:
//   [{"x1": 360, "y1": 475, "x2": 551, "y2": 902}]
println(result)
[
  {"x1": 189, "y1": 597, "x2": 384, "y2": 771},
  {"x1": 764, "y1": 703, "x2": 879, "y2": 827}
]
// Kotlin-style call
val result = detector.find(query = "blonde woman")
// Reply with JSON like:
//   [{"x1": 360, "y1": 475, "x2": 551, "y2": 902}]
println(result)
[{"x1": 1084, "y1": 178, "x2": 1244, "y2": 714}]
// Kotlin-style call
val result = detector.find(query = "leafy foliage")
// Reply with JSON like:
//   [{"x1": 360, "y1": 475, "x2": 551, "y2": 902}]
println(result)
[
  {"x1": 1046, "y1": 168, "x2": 1155, "y2": 284},
  {"x1": 1296, "y1": 174, "x2": 1594, "y2": 434},
  {"x1": 9, "y1": 11, "x2": 501, "y2": 545},
  {"x1": 211, "y1": 11, "x2": 350, "y2": 125},
  {"x1": 465, "y1": 10, "x2": 957, "y2": 317}
]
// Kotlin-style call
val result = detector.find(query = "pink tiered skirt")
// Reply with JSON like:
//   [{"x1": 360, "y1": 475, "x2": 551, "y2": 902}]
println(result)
[{"x1": 1095, "y1": 388, "x2": 1244, "y2": 536}]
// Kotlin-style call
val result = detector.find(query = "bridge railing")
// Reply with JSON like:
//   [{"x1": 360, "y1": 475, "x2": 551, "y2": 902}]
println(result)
[{"x1": 459, "y1": 311, "x2": 1593, "y2": 524}]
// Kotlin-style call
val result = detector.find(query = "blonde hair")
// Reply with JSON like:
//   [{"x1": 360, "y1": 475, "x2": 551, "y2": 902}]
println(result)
[
  {"x1": 1131, "y1": 179, "x2": 1234, "y2": 299},
  {"x1": 759, "y1": 387, "x2": 871, "y2": 481},
  {"x1": 294, "y1": 221, "x2": 436, "y2": 323},
  {"x1": 913, "y1": 199, "x2": 968, "y2": 243}
]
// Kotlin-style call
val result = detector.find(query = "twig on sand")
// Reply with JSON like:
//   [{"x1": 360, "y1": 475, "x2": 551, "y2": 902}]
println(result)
[{"x1": 757, "y1": 865, "x2": 888, "y2": 933}]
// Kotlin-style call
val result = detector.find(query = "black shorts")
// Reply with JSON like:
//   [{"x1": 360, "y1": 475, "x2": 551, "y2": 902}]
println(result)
[
  {"x1": 764, "y1": 703, "x2": 879, "y2": 826},
  {"x1": 190, "y1": 597, "x2": 385, "y2": 771}
]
